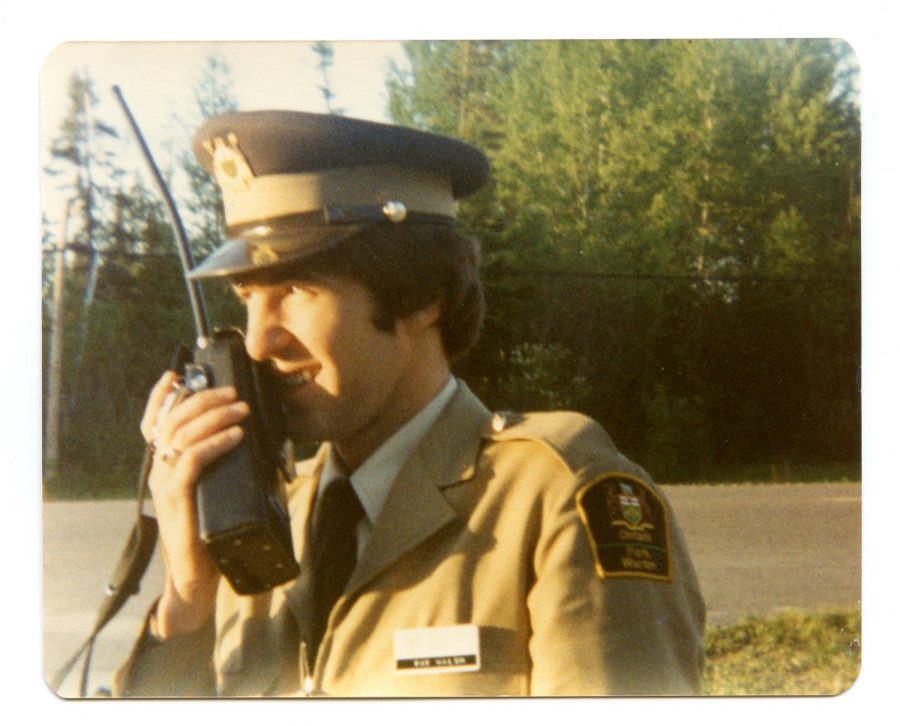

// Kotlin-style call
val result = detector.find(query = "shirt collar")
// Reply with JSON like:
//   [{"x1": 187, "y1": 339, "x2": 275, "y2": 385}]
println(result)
[{"x1": 319, "y1": 376, "x2": 458, "y2": 524}]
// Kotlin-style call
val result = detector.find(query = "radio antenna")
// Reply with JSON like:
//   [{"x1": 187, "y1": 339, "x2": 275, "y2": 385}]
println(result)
[{"x1": 112, "y1": 85, "x2": 211, "y2": 340}]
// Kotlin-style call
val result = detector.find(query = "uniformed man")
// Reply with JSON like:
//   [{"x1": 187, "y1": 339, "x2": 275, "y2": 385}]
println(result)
[{"x1": 112, "y1": 111, "x2": 705, "y2": 697}]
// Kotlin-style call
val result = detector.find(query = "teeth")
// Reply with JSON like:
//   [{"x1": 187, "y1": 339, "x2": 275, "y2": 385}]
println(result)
[{"x1": 283, "y1": 369, "x2": 314, "y2": 387}]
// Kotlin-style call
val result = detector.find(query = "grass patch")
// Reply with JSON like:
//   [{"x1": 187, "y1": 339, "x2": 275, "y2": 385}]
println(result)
[
  {"x1": 703, "y1": 608, "x2": 861, "y2": 696},
  {"x1": 43, "y1": 465, "x2": 144, "y2": 501},
  {"x1": 665, "y1": 462, "x2": 861, "y2": 485}
]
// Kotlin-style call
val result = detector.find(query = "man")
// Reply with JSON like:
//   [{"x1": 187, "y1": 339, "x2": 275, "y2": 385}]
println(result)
[{"x1": 113, "y1": 111, "x2": 705, "y2": 697}]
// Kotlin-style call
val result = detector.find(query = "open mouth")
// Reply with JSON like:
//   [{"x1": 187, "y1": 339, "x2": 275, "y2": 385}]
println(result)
[{"x1": 280, "y1": 368, "x2": 318, "y2": 389}]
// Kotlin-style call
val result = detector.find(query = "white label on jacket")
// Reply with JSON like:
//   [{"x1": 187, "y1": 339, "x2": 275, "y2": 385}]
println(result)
[{"x1": 394, "y1": 624, "x2": 481, "y2": 674}]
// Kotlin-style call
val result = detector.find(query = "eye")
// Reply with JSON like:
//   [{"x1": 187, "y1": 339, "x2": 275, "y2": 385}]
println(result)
[
  {"x1": 287, "y1": 283, "x2": 317, "y2": 299},
  {"x1": 231, "y1": 283, "x2": 252, "y2": 302}
]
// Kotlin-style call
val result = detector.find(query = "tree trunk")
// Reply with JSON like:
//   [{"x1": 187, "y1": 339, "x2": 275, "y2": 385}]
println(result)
[{"x1": 45, "y1": 198, "x2": 74, "y2": 479}]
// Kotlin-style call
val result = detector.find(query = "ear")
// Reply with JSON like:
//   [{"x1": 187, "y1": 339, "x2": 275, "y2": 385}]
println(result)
[{"x1": 401, "y1": 300, "x2": 442, "y2": 336}]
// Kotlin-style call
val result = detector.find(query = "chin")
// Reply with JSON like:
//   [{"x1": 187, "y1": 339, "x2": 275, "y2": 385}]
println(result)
[
  {"x1": 287, "y1": 435, "x2": 322, "y2": 462},
  {"x1": 284, "y1": 417, "x2": 320, "y2": 446},
  {"x1": 283, "y1": 406, "x2": 344, "y2": 449}
]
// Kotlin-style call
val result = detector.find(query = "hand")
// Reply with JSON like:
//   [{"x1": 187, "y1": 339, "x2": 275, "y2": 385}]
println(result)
[{"x1": 140, "y1": 371, "x2": 250, "y2": 638}]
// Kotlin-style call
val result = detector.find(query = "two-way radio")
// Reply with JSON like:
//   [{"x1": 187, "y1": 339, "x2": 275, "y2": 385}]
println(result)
[
  {"x1": 113, "y1": 86, "x2": 299, "y2": 595},
  {"x1": 51, "y1": 86, "x2": 301, "y2": 698}
]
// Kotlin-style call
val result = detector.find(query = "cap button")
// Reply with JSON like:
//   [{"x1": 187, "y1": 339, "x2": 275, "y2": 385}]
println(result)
[{"x1": 382, "y1": 200, "x2": 408, "y2": 223}]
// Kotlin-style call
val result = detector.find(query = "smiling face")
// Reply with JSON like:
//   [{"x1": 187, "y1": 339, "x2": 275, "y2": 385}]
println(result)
[{"x1": 234, "y1": 272, "x2": 449, "y2": 471}]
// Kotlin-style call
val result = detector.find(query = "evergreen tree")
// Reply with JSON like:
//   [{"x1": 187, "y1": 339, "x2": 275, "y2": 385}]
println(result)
[
  {"x1": 177, "y1": 53, "x2": 238, "y2": 259},
  {"x1": 43, "y1": 70, "x2": 123, "y2": 483},
  {"x1": 312, "y1": 41, "x2": 343, "y2": 115},
  {"x1": 387, "y1": 39, "x2": 860, "y2": 480},
  {"x1": 43, "y1": 71, "x2": 121, "y2": 355},
  {"x1": 42, "y1": 58, "x2": 243, "y2": 495},
  {"x1": 174, "y1": 53, "x2": 243, "y2": 329}
]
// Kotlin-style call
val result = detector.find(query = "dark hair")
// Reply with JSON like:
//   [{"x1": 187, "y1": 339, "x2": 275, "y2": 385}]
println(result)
[{"x1": 254, "y1": 224, "x2": 485, "y2": 362}]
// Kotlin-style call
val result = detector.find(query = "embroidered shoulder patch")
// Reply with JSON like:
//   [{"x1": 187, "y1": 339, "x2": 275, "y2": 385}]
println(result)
[{"x1": 575, "y1": 473, "x2": 672, "y2": 581}]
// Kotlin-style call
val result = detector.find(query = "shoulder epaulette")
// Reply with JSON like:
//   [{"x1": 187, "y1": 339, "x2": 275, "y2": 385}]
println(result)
[
  {"x1": 483, "y1": 410, "x2": 621, "y2": 474},
  {"x1": 484, "y1": 410, "x2": 671, "y2": 582}
]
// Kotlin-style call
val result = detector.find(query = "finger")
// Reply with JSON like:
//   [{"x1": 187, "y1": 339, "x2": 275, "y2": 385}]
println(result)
[
  {"x1": 167, "y1": 400, "x2": 250, "y2": 457},
  {"x1": 148, "y1": 424, "x2": 245, "y2": 503},
  {"x1": 140, "y1": 371, "x2": 180, "y2": 442},
  {"x1": 167, "y1": 425, "x2": 246, "y2": 486},
  {"x1": 154, "y1": 386, "x2": 240, "y2": 445}
]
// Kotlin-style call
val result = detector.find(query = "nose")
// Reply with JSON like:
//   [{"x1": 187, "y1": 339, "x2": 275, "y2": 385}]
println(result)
[{"x1": 243, "y1": 291, "x2": 295, "y2": 363}]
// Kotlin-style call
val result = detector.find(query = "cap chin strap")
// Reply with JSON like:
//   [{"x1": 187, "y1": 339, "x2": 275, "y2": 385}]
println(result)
[{"x1": 227, "y1": 205, "x2": 455, "y2": 242}]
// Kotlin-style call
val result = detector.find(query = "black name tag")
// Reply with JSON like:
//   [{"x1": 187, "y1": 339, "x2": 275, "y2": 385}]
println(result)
[{"x1": 397, "y1": 655, "x2": 478, "y2": 671}]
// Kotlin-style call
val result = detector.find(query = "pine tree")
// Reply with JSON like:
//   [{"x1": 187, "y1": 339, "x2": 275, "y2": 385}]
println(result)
[
  {"x1": 43, "y1": 70, "x2": 121, "y2": 481},
  {"x1": 312, "y1": 41, "x2": 344, "y2": 115},
  {"x1": 177, "y1": 53, "x2": 238, "y2": 259},
  {"x1": 386, "y1": 39, "x2": 860, "y2": 479}
]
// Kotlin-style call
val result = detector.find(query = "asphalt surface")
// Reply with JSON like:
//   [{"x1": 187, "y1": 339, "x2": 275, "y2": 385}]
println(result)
[{"x1": 42, "y1": 482, "x2": 861, "y2": 697}]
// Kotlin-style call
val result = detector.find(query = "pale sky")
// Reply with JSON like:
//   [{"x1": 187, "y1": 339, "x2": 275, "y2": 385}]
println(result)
[
  {"x1": 40, "y1": 41, "x2": 409, "y2": 226},
  {"x1": 41, "y1": 41, "x2": 406, "y2": 137}
]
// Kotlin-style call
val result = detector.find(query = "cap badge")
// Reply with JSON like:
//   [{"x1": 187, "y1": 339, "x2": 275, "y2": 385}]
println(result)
[{"x1": 203, "y1": 133, "x2": 255, "y2": 191}]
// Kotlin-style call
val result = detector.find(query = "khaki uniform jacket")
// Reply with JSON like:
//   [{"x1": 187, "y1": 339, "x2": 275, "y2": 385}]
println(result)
[{"x1": 114, "y1": 382, "x2": 705, "y2": 697}]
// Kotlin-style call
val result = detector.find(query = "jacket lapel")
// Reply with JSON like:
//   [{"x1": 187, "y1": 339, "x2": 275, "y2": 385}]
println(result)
[
  {"x1": 279, "y1": 385, "x2": 492, "y2": 631},
  {"x1": 345, "y1": 382, "x2": 492, "y2": 596}
]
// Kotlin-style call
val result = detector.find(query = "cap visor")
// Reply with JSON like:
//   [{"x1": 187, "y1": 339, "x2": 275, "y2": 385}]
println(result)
[{"x1": 188, "y1": 225, "x2": 368, "y2": 280}]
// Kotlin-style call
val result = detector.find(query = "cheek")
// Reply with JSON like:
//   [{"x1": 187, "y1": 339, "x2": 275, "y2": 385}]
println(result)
[
  {"x1": 334, "y1": 321, "x2": 409, "y2": 394},
  {"x1": 282, "y1": 287, "x2": 404, "y2": 383},
  {"x1": 281, "y1": 297, "x2": 338, "y2": 350}
]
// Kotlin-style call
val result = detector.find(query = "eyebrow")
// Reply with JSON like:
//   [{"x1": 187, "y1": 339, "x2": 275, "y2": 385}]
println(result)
[{"x1": 231, "y1": 269, "x2": 325, "y2": 288}]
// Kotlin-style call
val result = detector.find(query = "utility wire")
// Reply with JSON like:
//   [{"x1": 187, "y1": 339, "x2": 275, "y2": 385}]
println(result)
[{"x1": 43, "y1": 243, "x2": 860, "y2": 285}]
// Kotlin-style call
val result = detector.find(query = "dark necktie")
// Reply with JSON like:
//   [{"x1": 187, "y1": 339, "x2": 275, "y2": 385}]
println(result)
[{"x1": 308, "y1": 477, "x2": 364, "y2": 663}]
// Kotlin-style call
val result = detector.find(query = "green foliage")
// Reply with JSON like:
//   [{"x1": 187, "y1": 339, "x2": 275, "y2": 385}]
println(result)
[
  {"x1": 46, "y1": 184, "x2": 197, "y2": 482},
  {"x1": 176, "y1": 54, "x2": 238, "y2": 258},
  {"x1": 41, "y1": 42, "x2": 861, "y2": 494},
  {"x1": 642, "y1": 383, "x2": 713, "y2": 479},
  {"x1": 42, "y1": 61, "x2": 242, "y2": 495},
  {"x1": 43, "y1": 465, "x2": 141, "y2": 501},
  {"x1": 390, "y1": 39, "x2": 860, "y2": 481},
  {"x1": 312, "y1": 41, "x2": 343, "y2": 115},
  {"x1": 703, "y1": 608, "x2": 861, "y2": 695},
  {"x1": 501, "y1": 342, "x2": 589, "y2": 412}
]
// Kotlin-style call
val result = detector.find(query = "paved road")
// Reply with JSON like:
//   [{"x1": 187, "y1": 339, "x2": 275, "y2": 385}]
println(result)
[
  {"x1": 42, "y1": 482, "x2": 860, "y2": 697},
  {"x1": 663, "y1": 483, "x2": 861, "y2": 624}
]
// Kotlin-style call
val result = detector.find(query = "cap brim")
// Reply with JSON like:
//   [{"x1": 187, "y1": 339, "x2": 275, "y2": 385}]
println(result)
[{"x1": 188, "y1": 225, "x2": 368, "y2": 280}]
